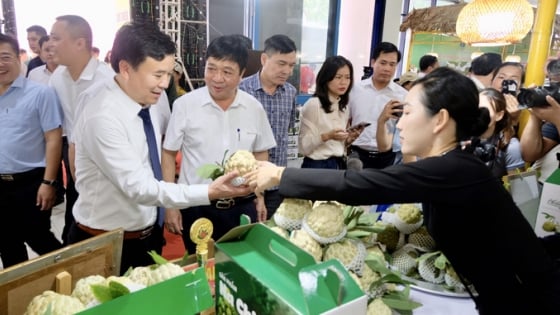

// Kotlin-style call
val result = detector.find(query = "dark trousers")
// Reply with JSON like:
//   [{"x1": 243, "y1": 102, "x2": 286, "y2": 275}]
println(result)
[
  {"x1": 350, "y1": 145, "x2": 395, "y2": 169},
  {"x1": 61, "y1": 137, "x2": 79, "y2": 245},
  {"x1": 180, "y1": 199, "x2": 257, "y2": 254},
  {"x1": 301, "y1": 156, "x2": 346, "y2": 170},
  {"x1": 264, "y1": 189, "x2": 284, "y2": 220},
  {"x1": 67, "y1": 222, "x2": 164, "y2": 275},
  {"x1": 0, "y1": 168, "x2": 63, "y2": 268}
]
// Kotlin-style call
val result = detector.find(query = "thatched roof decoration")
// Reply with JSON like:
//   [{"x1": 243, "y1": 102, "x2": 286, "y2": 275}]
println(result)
[
  {"x1": 400, "y1": 3, "x2": 560, "y2": 35},
  {"x1": 399, "y1": 3, "x2": 467, "y2": 34}
]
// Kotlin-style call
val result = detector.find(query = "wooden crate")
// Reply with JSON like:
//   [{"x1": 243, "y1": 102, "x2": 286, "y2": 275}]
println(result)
[{"x1": 0, "y1": 230, "x2": 123, "y2": 315}]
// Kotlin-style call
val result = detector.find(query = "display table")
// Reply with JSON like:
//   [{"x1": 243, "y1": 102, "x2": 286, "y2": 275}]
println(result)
[{"x1": 409, "y1": 288, "x2": 478, "y2": 315}]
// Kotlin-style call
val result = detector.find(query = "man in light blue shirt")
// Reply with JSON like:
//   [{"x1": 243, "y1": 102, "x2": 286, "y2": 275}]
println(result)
[{"x1": 0, "y1": 33, "x2": 64, "y2": 268}]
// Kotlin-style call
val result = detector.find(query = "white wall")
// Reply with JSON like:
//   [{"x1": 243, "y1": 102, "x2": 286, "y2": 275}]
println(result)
[
  {"x1": 382, "y1": 0, "x2": 404, "y2": 46},
  {"x1": 337, "y1": 0, "x2": 376, "y2": 82},
  {"x1": 337, "y1": 0, "x2": 407, "y2": 81}
]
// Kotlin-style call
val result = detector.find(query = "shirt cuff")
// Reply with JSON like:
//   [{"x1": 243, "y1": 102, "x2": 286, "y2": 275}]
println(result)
[{"x1": 184, "y1": 184, "x2": 211, "y2": 206}]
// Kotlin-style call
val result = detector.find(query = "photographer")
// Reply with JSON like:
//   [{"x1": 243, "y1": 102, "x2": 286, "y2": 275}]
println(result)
[
  {"x1": 520, "y1": 94, "x2": 560, "y2": 163},
  {"x1": 520, "y1": 60, "x2": 560, "y2": 164},
  {"x1": 490, "y1": 62, "x2": 525, "y2": 128},
  {"x1": 474, "y1": 88, "x2": 525, "y2": 179}
]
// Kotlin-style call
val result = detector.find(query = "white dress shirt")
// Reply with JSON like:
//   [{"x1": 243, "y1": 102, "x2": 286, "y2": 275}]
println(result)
[
  {"x1": 72, "y1": 78, "x2": 210, "y2": 231},
  {"x1": 49, "y1": 58, "x2": 115, "y2": 139},
  {"x1": 298, "y1": 96, "x2": 349, "y2": 159},
  {"x1": 164, "y1": 87, "x2": 277, "y2": 185},
  {"x1": 28, "y1": 65, "x2": 53, "y2": 85},
  {"x1": 349, "y1": 78, "x2": 408, "y2": 151}
]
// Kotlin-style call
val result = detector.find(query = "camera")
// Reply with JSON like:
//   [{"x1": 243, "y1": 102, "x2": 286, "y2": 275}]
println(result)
[
  {"x1": 501, "y1": 80, "x2": 517, "y2": 95},
  {"x1": 464, "y1": 138, "x2": 496, "y2": 163},
  {"x1": 517, "y1": 82, "x2": 560, "y2": 108}
]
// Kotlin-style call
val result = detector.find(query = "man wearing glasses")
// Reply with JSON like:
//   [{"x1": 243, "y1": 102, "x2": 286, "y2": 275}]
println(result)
[{"x1": 0, "y1": 33, "x2": 64, "y2": 268}]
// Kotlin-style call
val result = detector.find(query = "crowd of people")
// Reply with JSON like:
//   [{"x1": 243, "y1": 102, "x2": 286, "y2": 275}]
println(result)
[{"x1": 2, "y1": 14, "x2": 560, "y2": 314}]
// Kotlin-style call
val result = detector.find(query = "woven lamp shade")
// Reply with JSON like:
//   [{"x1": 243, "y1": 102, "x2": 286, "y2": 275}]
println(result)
[{"x1": 456, "y1": 0, "x2": 534, "y2": 46}]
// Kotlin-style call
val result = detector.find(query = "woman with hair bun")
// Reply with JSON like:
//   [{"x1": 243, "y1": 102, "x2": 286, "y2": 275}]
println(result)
[{"x1": 248, "y1": 67, "x2": 560, "y2": 315}]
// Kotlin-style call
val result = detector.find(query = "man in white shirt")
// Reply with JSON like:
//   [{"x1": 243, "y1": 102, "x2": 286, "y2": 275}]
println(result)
[
  {"x1": 162, "y1": 35, "x2": 276, "y2": 254},
  {"x1": 28, "y1": 36, "x2": 57, "y2": 84},
  {"x1": 48, "y1": 15, "x2": 115, "y2": 245},
  {"x1": 70, "y1": 23, "x2": 251, "y2": 273},
  {"x1": 418, "y1": 54, "x2": 439, "y2": 78},
  {"x1": 349, "y1": 42, "x2": 408, "y2": 168}
]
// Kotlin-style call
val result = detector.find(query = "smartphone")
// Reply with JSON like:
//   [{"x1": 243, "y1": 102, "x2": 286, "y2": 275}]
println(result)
[
  {"x1": 347, "y1": 122, "x2": 371, "y2": 132},
  {"x1": 393, "y1": 103, "x2": 404, "y2": 118}
]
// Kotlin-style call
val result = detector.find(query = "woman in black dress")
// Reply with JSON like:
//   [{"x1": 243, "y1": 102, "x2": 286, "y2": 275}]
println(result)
[{"x1": 247, "y1": 67, "x2": 560, "y2": 315}]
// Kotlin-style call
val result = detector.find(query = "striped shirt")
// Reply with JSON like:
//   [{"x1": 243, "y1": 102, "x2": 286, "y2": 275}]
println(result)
[{"x1": 239, "y1": 73, "x2": 297, "y2": 166}]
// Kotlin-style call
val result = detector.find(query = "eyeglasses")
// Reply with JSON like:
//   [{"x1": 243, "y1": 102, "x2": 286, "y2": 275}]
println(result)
[{"x1": 0, "y1": 55, "x2": 16, "y2": 64}]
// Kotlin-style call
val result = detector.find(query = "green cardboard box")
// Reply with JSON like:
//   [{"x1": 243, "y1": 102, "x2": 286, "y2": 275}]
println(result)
[
  {"x1": 77, "y1": 267, "x2": 213, "y2": 315},
  {"x1": 215, "y1": 224, "x2": 367, "y2": 315}
]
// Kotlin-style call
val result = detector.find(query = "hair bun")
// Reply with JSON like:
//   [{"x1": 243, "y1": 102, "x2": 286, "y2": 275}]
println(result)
[{"x1": 470, "y1": 107, "x2": 491, "y2": 137}]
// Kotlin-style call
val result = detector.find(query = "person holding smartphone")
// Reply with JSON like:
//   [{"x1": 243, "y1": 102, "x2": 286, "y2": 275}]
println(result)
[{"x1": 298, "y1": 56, "x2": 356, "y2": 169}]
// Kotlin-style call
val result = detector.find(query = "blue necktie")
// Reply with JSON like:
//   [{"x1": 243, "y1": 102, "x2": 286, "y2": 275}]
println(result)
[{"x1": 138, "y1": 108, "x2": 164, "y2": 227}]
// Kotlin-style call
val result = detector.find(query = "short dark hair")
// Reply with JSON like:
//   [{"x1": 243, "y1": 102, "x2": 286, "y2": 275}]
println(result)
[
  {"x1": 38, "y1": 35, "x2": 50, "y2": 49},
  {"x1": 419, "y1": 55, "x2": 438, "y2": 72},
  {"x1": 0, "y1": 33, "x2": 20, "y2": 56},
  {"x1": 55, "y1": 15, "x2": 93, "y2": 50},
  {"x1": 111, "y1": 22, "x2": 176, "y2": 73},
  {"x1": 26, "y1": 25, "x2": 47, "y2": 37},
  {"x1": 206, "y1": 34, "x2": 249, "y2": 72},
  {"x1": 263, "y1": 34, "x2": 296, "y2": 55},
  {"x1": 492, "y1": 62, "x2": 525, "y2": 84},
  {"x1": 314, "y1": 55, "x2": 354, "y2": 113},
  {"x1": 372, "y1": 42, "x2": 401, "y2": 62},
  {"x1": 413, "y1": 67, "x2": 489, "y2": 141},
  {"x1": 92, "y1": 46, "x2": 100, "y2": 54},
  {"x1": 547, "y1": 59, "x2": 560, "y2": 77},
  {"x1": 232, "y1": 34, "x2": 253, "y2": 50},
  {"x1": 470, "y1": 53, "x2": 502, "y2": 76}
]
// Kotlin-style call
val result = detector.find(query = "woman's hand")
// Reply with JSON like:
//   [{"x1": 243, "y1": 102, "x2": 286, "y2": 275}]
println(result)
[
  {"x1": 379, "y1": 99, "x2": 403, "y2": 123},
  {"x1": 503, "y1": 93, "x2": 521, "y2": 125},
  {"x1": 322, "y1": 129, "x2": 348, "y2": 142},
  {"x1": 245, "y1": 161, "x2": 284, "y2": 196}
]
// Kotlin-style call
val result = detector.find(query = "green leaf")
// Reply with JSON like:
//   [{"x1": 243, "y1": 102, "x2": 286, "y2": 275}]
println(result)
[
  {"x1": 196, "y1": 164, "x2": 224, "y2": 180},
  {"x1": 148, "y1": 250, "x2": 169, "y2": 265},
  {"x1": 346, "y1": 230, "x2": 372, "y2": 238},
  {"x1": 365, "y1": 254, "x2": 392, "y2": 274},
  {"x1": 434, "y1": 253, "x2": 449, "y2": 270},
  {"x1": 358, "y1": 212, "x2": 380, "y2": 225},
  {"x1": 91, "y1": 284, "x2": 114, "y2": 303},
  {"x1": 179, "y1": 250, "x2": 190, "y2": 267},
  {"x1": 381, "y1": 296, "x2": 423, "y2": 311},
  {"x1": 353, "y1": 225, "x2": 386, "y2": 233},
  {"x1": 123, "y1": 266, "x2": 134, "y2": 277},
  {"x1": 416, "y1": 250, "x2": 441, "y2": 263},
  {"x1": 108, "y1": 280, "x2": 130, "y2": 298},
  {"x1": 220, "y1": 149, "x2": 230, "y2": 167}
]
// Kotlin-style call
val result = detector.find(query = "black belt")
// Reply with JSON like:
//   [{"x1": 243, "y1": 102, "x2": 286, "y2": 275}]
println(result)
[
  {"x1": 0, "y1": 167, "x2": 44, "y2": 182},
  {"x1": 350, "y1": 145, "x2": 393, "y2": 158},
  {"x1": 211, "y1": 193, "x2": 257, "y2": 209}
]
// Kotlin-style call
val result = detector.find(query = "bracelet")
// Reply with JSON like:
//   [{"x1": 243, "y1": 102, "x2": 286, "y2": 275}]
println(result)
[{"x1": 41, "y1": 179, "x2": 58, "y2": 187}]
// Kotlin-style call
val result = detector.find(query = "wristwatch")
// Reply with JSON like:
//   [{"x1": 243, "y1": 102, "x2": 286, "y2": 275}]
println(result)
[{"x1": 41, "y1": 179, "x2": 58, "y2": 187}]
